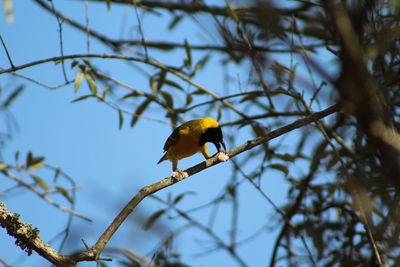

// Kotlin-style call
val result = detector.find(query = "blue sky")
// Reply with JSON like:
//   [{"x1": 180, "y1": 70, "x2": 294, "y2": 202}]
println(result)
[{"x1": 0, "y1": 1, "x2": 335, "y2": 266}]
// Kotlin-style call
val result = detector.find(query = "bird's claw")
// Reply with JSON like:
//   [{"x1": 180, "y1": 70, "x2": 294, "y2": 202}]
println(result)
[
  {"x1": 171, "y1": 170, "x2": 189, "y2": 179},
  {"x1": 217, "y1": 151, "x2": 229, "y2": 162}
]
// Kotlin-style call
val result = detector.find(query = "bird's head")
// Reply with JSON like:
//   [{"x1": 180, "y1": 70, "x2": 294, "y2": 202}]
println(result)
[{"x1": 199, "y1": 124, "x2": 226, "y2": 152}]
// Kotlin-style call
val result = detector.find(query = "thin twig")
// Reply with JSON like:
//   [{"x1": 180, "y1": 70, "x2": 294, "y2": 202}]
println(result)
[
  {"x1": 4, "y1": 71, "x2": 72, "y2": 89},
  {"x1": 0, "y1": 53, "x2": 246, "y2": 118},
  {"x1": 84, "y1": 0, "x2": 91, "y2": 54},
  {"x1": 0, "y1": 257, "x2": 11, "y2": 267},
  {"x1": 133, "y1": 1, "x2": 149, "y2": 60},
  {"x1": 50, "y1": 1, "x2": 69, "y2": 82},
  {"x1": 0, "y1": 104, "x2": 340, "y2": 266},
  {"x1": 231, "y1": 159, "x2": 316, "y2": 266},
  {"x1": 76, "y1": 104, "x2": 340, "y2": 259},
  {"x1": 0, "y1": 34, "x2": 15, "y2": 68},
  {"x1": 3, "y1": 170, "x2": 91, "y2": 222},
  {"x1": 153, "y1": 196, "x2": 247, "y2": 267}
]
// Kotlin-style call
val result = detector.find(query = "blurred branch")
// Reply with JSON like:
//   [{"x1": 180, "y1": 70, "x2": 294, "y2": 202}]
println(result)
[
  {"x1": 324, "y1": 0, "x2": 400, "y2": 187},
  {"x1": 71, "y1": 104, "x2": 340, "y2": 263},
  {"x1": 0, "y1": 53, "x2": 246, "y2": 118},
  {"x1": 0, "y1": 258, "x2": 11, "y2": 267},
  {"x1": 181, "y1": 88, "x2": 300, "y2": 113},
  {"x1": 34, "y1": 0, "x2": 121, "y2": 50},
  {"x1": 89, "y1": 69, "x2": 176, "y2": 115},
  {"x1": 35, "y1": 0, "x2": 327, "y2": 54},
  {"x1": 231, "y1": 158, "x2": 317, "y2": 266},
  {"x1": 103, "y1": 40, "x2": 326, "y2": 53},
  {"x1": 152, "y1": 196, "x2": 247, "y2": 266},
  {"x1": 87, "y1": 0, "x2": 308, "y2": 21},
  {"x1": 1, "y1": 169, "x2": 91, "y2": 222},
  {"x1": 269, "y1": 140, "x2": 327, "y2": 267},
  {"x1": 104, "y1": 248, "x2": 157, "y2": 267}
]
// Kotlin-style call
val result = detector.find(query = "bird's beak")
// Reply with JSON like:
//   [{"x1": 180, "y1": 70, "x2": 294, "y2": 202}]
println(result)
[
  {"x1": 219, "y1": 140, "x2": 226, "y2": 152},
  {"x1": 212, "y1": 140, "x2": 226, "y2": 153}
]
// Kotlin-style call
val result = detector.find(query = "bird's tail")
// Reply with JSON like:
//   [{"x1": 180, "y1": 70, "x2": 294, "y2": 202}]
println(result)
[{"x1": 157, "y1": 153, "x2": 168, "y2": 164}]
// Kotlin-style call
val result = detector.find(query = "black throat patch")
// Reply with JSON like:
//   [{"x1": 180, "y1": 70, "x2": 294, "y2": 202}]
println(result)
[{"x1": 199, "y1": 127, "x2": 223, "y2": 146}]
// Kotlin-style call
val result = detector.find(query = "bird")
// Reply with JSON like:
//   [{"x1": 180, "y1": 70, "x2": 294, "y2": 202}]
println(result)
[{"x1": 158, "y1": 117, "x2": 228, "y2": 178}]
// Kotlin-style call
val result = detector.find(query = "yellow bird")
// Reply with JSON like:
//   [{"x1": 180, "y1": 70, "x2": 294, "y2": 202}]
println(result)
[{"x1": 158, "y1": 117, "x2": 227, "y2": 178}]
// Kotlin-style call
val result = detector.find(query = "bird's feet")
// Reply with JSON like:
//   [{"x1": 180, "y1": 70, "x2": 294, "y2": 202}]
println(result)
[
  {"x1": 171, "y1": 169, "x2": 189, "y2": 179},
  {"x1": 217, "y1": 151, "x2": 229, "y2": 162}
]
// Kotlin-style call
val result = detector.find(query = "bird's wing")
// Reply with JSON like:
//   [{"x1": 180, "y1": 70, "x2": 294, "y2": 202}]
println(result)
[{"x1": 163, "y1": 126, "x2": 181, "y2": 152}]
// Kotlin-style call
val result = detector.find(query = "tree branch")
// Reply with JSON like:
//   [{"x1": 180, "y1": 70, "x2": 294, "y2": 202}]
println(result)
[
  {"x1": 0, "y1": 53, "x2": 246, "y2": 118},
  {"x1": 71, "y1": 103, "x2": 341, "y2": 262},
  {"x1": 0, "y1": 202, "x2": 76, "y2": 267},
  {"x1": 0, "y1": 104, "x2": 339, "y2": 266}
]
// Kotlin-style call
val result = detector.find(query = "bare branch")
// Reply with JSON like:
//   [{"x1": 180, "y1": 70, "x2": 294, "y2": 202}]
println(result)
[
  {"x1": 0, "y1": 202, "x2": 76, "y2": 267},
  {"x1": 0, "y1": 104, "x2": 339, "y2": 265},
  {"x1": 74, "y1": 103, "x2": 340, "y2": 261}
]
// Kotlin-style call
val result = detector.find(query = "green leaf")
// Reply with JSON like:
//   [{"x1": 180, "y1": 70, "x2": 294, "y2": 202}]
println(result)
[
  {"x1": 167, "y1": 191, "x2": 172, "y2": 204},
  {"x1": 131, "y1": 99, "x2": 152, "y2": 127},
  {"x1": 84, "y1": 72, "x2": 98, "y2": 95},
  {"x1": 2, "y1": 85, "x2": 24, "y2": 107},
  {"x1": 31, "y1": 175, "x2": 49, "y2": 191},
  {"x1": 226, "y1": 185, "x2": 236, "y2": 197},
  {"x1": 173, "y1": 191, "x2": 196, "y2": 204},
  {"x1": 3, "y1": 0, "x2": 14, "y2": 23},
  {"x1": 183, "y1": 39, "x2": 192, "y2": 68},
  {"x1": 143, "y1": 209, "x2": 166, "y2": 230},
  {"x1": 53, "y1": 168, "x2": 61, "y2": 183},
  {"x1": 164, "y1": 79, "x2": 184, "y2": 91},
  {"x1": 269, "y1": 164, "x2": 289, "y2": 176},
  {"x1": 70, "y1": 60, "x2": 79, "y2": 69},
  {"x1": 194, "y1": 54, "x2": 211, "y2": 71},
  {"x1": 118, "y1": 109, "x2": 124, "y2": 130},
  {"x1": 150, "y1": 70, "x2": 167, "y2": 94},
  {"x1": 185, "y1": 93, "x2": 193, "y2": 106},
  {"x1": 216, "y1": 104, "x2": 222, "y2": 121},
  {"x1": 240, "y1": 91, "x2": 264, "y2": 103},
  {"x1": 120, "y1": 91, "x2": 143, "y2": 100},
  {"x1": 251, "y1": 123, "x2": 267, "y2": 137},
  {"x1": 156, "y1": 70, "x2": 167, "y2": 92},
  {"x1": 71, "y1": 94, "x2": 94, "y2": 103},
  {"x1": 102, "y1": 86, "x2": 110, "y2": 99},
  {"x1": 82, "y1": 59, "x2": 92, "y2": 66},
  {"x1": 168, "y1": 16, "x2": 183, "y2": 30},
  {"x1": 55, "y1": 186, "x2": 73, "y2": 204},
  {"x1": 160, "y1": 91, "x2": 173, "y2": 108},
  {"x1": 74, "y1": 68, "x2": 85, "y2": 93},
  {"x1": 26, "y1": 151, "x2": 45, "y2": 167},
  {"x1": 275, "y1": 153, "x2": 296, "y2": 162},
  {"x1": 150, "y1": 77, "x2": 157, "y2": 93},
  {"x1": 191, "y1": 89, "x2": 205, "y2": 95}
]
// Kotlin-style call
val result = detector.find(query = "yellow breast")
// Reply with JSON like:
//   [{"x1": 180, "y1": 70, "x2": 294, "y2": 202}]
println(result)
[{"x1": 166, "y1": 127, "x2": 202, "y2": 160}]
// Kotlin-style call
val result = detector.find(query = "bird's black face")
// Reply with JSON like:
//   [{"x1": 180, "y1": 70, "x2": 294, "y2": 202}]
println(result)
[{"x1": 200, "y1": 127, "x2": 226, "y2": 152}]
